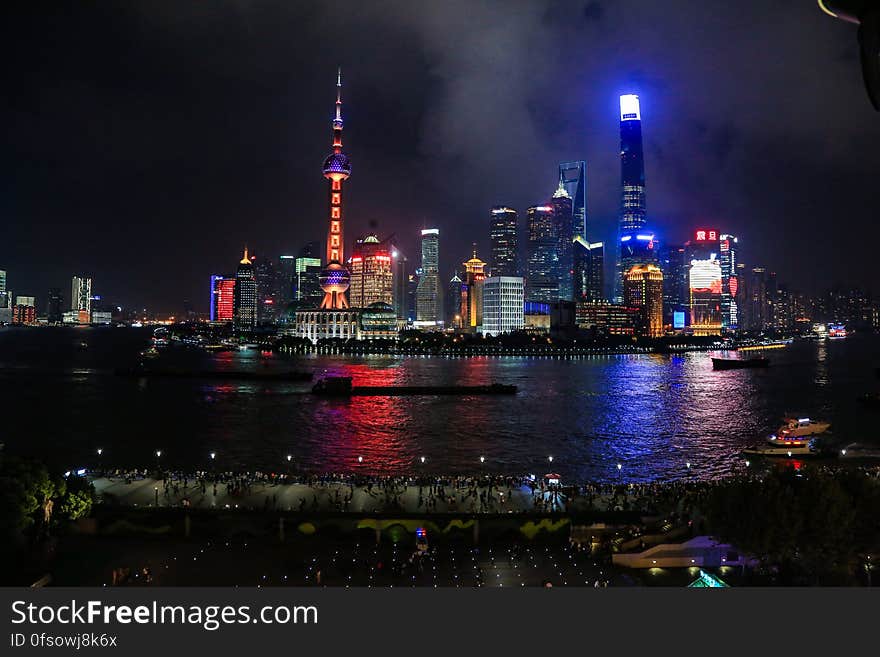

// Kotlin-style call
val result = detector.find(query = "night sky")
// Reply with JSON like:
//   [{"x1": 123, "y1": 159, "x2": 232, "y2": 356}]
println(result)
[{"x1": 2, "y1": 1, "x2": 878, "y2": 313}]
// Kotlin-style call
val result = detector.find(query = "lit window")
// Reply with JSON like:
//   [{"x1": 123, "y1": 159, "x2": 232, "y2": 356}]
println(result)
[{"x1": 331, "y1": 207, "x2": 340, "y2": 219}]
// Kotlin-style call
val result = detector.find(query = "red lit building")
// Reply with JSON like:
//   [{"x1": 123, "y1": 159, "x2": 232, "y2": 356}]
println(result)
[{"x1": 211, "y1": 275, "x2": 235, "y2": 322}]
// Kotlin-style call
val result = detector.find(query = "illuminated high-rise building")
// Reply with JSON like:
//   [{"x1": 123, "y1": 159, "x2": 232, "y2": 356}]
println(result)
[
  {"x1": 623, "y1": 264, "x2": 664, "y2": 338},
  {"x1": 480, "y1": 277, "x2": 525, "y2": 336},
  {"x1": 526, "y1": 204, "x2": 558, "y2": 303},
  {"x1": 210, "y1": 275, "x2": 235, "y2": 322},
  {"x1": 489, "y1": 207, "x2": 518, "y2": 277},
  {"x1": 254, "y1": 255, "x2": 279, "y2": 324},
  {"x1": 0, "y1": 270, "x2": 7, "y2": 308},
  {"x1": 573, "y1": 237, "x2": 604, "y2": 303},
  {"x1": 559, "y1": 161, "x2": 587, "y2": 241},
  {"x1": 551, "y1": 179, "x2": 574, "y2": 301},
  {"x1": 415, "y1": 229, "x2": 441, "y2": 325},
  {"x1": 687, "y1": 230, "x2": 723, "y2": 335},
  {"x1": 660, "y1": 244, "x2": 689, "y2": 327},
  {"x1": 294, "y1": 255, "x2": 323, "y2": 307},
  {"x1": 619, "y1": 94, "x2": 646, "y2": 233},
  {"x1": 234, "y1": 247, "x2": 258, "y2": 330},
  {"x1": 319, "y1": 69, "x2": 352, "y2": 310},
  {"x1": 461, "y1": 249, "x2": 487, "y2": 331},
  {"x1": 71, "y1": 276, "x2": 92, "y2": 323},
  {"x1": 615, "y1": 94, "x2": 647, "y2": 300},
  {"x1": 447, "y1": 272, "x2": 464, "y2": 328},
  {"x1": 719, "y1": 234, "x2": 740, "y2": 331},
  {"x1": 349, "y1": 234, "x2": 393, "y2": 308}
]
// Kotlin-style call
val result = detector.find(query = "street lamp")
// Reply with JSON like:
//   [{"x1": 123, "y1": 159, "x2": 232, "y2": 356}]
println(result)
[
  {"x1": 154, "y1": 486, "x2": 159, "y2": 507},
  {"x1": 548, "y1": 456, "x2": 554, "y2": 464},
  {"x1": 210, "y1": 452, "x2": 216, "y2": 461},
  {"x1": 686, "y1": 462, "x2": 691, "y2": 470},
  {"x1": 155, "y1": 450, "x2": 162, "y2": 473},
  {"x1": 745, "y1": 460, "x2": 750, "y2": 468},
  {"x1": 358, "y1": 456, "x2": 363, "y2": 464}
]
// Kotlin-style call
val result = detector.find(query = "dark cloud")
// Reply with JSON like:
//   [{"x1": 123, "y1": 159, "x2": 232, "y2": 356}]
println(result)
[{"x1": 0, "y1": 0, "x2": 877, "y2": 312}]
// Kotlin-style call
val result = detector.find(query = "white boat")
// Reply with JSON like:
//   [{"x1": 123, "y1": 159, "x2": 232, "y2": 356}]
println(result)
[
  {"x1": 743, "y1": 438, "x2": 819, "y2": 457},
  {"x1": 776, "y1": 416, "x2": 830, "y2": 437}
]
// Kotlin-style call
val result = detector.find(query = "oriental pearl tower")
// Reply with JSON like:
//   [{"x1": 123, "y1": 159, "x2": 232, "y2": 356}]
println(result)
[{"x1": 319, "y1": 68, "x2": 353, "y2": 310}]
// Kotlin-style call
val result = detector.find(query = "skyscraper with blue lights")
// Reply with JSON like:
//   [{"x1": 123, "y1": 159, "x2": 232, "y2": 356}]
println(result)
[
  {"x1": 616, "y1": 94, "x2": 650, "y2": 301},
  {"x1": 558, "y1": 161, "x2": 587, "y2": 241}
]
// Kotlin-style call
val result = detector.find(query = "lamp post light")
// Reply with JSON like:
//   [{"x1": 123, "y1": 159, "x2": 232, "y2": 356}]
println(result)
[
  {"x1": 358, "y1": 456, "x2": 363, "y2": 465},
  {"x1": 745, "y1": 460, "x2": 750, "y2": 468},
  {"x1": 155, "y1": 450, "x2": 162, "y2": 474},
  {"x1": 616, "y1": 462, "x2": 622, "y2": 483},
  {"x1": 154, "y1": 486, "x2": 159, "y2": 507},
  {"x1": 96, "y1": 448, "x2": 103, "y2": 474}
]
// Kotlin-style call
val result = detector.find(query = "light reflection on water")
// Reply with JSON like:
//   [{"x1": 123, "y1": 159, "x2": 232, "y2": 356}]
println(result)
[{"x1": 1, "y1": 327, "x2": 879, "y2": 482}]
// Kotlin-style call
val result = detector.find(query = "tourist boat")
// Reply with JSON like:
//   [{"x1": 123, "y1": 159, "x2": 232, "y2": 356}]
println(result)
[
  {"x1": 711, "y1": 356, "x2": 769, "y2": 370},
  {"x1": 742, "y1": 437, "x2": 820, "y2": 457},
  {"x1": 139, "y1": 346, "x2": 160, "y2": 360},
  {"x1": 775, "y1": 416, "x2": 831, "y2": 437}
]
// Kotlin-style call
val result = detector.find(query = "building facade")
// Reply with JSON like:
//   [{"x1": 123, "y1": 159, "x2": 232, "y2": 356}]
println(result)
[
  {"x1": 349, "y1": 234, "x2": 393, "y2": 308},
  {"x1": 71, "y1": 276, "x2": 92, "y2": 324},
  {"x1": 623, "y1": 264, "x2": 664, "y2": 338},
  {"x1": 489, "y1": 207, "x2": 518, "y2": 277},
  {"x1": 526, "y1": 205, "x2": 558, "y2": 304},
  {"x1": 415, "y1": 228, "x2": 441, "y2": 326},
  {"x1": 616, "y1": 94, "x2": 648, "y2": 301},
  {"x1": 559, "y1": 161, "x2": 587, "y2": 241},
  {"x1": 551, "y1": 180, "x2": 574, "y2": 302},
  {"x1": 480, "y1": 276, "x2": 525, "y2": 336},
  {"x1": 573, "y1": 237, "x2": 604, "y2": 303},
  {"x1": 234, "y1": 248, "x2": 258, "y2": 330}
]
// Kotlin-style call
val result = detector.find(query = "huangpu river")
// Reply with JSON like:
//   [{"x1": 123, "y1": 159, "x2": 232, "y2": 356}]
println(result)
[{"x1": 1, "y1": 326, "x2": 879, "y2": 482}]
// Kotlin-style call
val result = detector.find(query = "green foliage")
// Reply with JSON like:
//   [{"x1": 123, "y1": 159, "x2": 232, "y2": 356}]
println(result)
[
  {"x1": 0, "y1": 457, "x2": 96, "y2": 540},
  {"x1": 705, "y1": 468, "x2": 878, "y2": 582}
]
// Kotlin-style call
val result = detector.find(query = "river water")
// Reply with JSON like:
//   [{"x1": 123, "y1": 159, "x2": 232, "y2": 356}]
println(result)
[{"x1": 1, "y1": 326, "x2": 878, "y2": 482}]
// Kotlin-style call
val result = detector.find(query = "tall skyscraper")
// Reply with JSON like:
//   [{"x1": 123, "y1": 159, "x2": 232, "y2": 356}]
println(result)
[
  {"x1": 573, "y1": 237, "x2": 605, "y2": 303},
  {"x1": 446, "y1": 273, "x2": 463, "y2": 328},
  {"x1": 278, "y1": 255, "x2": 296, "y2": 307},
  {"x1": 719, "y1": 234, "x2": 740, "y2": 331},
  {"x1": 551, "y1": 180, "x2": 574, "y2": 301},
  {"x1": 659, "y1": 244, "x2": 689, "y2": 326},
  {"x1": 0, "y1": 270, "x2": 7, "y2": 308},
  {"x1": 488, "y1": 207, "x2": 518, "y2": 277},
  {"x1": 71, "y1": 276, "x2": 92, "y2": 324},
  {"x1": 616, "y1": 94, "x2": 647, "y2": 300},
  {"x1": 210, "y1": 275, "x2": 235, "y2": 322},
  {"x1": 526, "y1": 205, "x2": 558, "y2": 304},
  {"x1": 254, "y1": 255, "x2": 279, "y2": 324},
  {"x1": 619, "y1": 94, "x2": 646, "y2": 233},
  {"x1": 46, "y1": 287, "x2": 63, "y2": 324},
  {"x1": 391, "y1": 245, "x2": 409, "y2": 322},
  {"x1": 480, "y1": 277, "x2": 525, "y2": 336},
  {"x1": 559, "y1": 161, "x2": 587, "y2": 241},
  {"x1": 415, "y1": 229, "x2": 441, "y2": 324},
  {"x1": 319, "y1": 69, "x2": 352, "y2": 310},
  {"x1": 234, "y1": 248, "x2": 258, "y2": 330},
  {"x1": 624, "y1": 264, "x2": 664, "y2": 338},
  {"x1": 349, "y1": 234, "x2": 393, "y2": 308}
]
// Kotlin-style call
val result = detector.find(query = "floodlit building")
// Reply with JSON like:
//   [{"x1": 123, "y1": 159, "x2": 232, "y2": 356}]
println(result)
[
  {"x1": 480, "y1": 276, "x2": 524, "y2": 336},
  {"x1": 623, "y1": 264, "x2": 664, "y2": 337}
]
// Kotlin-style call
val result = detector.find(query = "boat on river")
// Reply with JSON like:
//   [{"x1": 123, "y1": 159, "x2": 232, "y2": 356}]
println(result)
[
  {"x1": 312, "y1": 376, "x2": 517, "y2": 397},
  {"x1": 712, "y1": 357, "x2": 769, "y2": 370}
]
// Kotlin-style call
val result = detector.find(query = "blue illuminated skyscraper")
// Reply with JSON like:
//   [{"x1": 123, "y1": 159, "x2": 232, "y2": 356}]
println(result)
[
  {"x1": 619, "y1": 94, "x2": 646, "y2": 233},
  {"x1": 615, "y1": 94, "x2": 648, "y2": 300}
]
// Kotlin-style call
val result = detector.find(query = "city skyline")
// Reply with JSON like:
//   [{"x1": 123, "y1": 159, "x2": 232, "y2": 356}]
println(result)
[{"x1": 2, "y1": 2, "x2": 879, "y2": 313}]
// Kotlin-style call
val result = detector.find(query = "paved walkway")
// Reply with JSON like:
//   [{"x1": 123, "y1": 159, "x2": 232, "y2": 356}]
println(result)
[{"x1": 92, "y1": 476, "x2": 578, "y2": 514}]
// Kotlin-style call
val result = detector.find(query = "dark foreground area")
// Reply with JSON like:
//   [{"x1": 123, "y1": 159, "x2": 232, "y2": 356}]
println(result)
[{"x1": 2, "y1": 456, "x2": 879, "y2": 587}]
